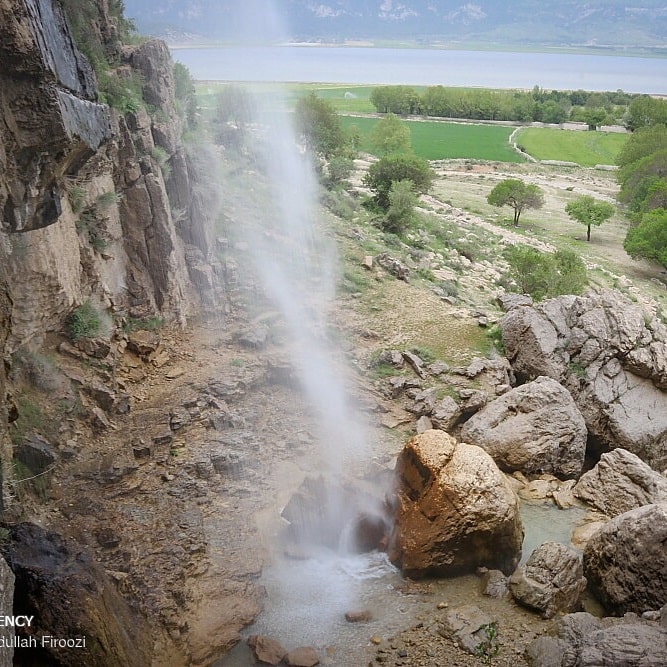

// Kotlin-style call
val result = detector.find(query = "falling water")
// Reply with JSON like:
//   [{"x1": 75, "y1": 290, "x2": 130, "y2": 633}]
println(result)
[{"x1": 209, "y1": 2, "x2": 396, "y2": 662}]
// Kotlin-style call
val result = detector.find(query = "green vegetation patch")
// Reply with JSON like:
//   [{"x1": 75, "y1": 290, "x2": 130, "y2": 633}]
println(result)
[
  {"x1": 341, "y1": 116, "x2": 523, "y2": 162},
  {"x1": 516, "y1": 127, "x2": 627, "y2": 166}
]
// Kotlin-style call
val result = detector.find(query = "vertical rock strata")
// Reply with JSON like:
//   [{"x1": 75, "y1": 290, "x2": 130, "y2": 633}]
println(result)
[{"x1": 0, "y1": 0, "x2": 111, "y2": 233}]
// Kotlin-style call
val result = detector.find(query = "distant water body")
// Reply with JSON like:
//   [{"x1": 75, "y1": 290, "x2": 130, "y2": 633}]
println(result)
[{"x1": 172, "y1": 46, "x2": 666, "y2": 94}]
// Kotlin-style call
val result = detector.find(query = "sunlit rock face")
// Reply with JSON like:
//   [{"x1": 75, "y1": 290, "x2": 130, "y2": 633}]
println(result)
[
  {"x1": 0, "y1": 0, "x2": 111, "y2": 233},
  {"x1": 388, "y1": 430, "x2": 523, "y2": 578},
  {"x1": 573, "y1": 448, "x2": 667, "y2": 517},
  {"x1": 460, "y1": 375, "x2": 588, "y2": 480}
]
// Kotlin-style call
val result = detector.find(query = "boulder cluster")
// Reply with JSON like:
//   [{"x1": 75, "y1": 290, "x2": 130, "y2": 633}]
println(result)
[{"x1": 386, "y1": 289, "x2": 667, "y2": 663}]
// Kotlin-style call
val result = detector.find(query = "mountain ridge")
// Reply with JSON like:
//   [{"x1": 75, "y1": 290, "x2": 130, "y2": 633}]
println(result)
[{"x1": 123, "y1": 1, "x2": 667, "y2": 49}]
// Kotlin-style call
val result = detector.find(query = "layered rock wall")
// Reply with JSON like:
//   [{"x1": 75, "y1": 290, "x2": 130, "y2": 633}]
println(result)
[
  {"x1": 0, "y1": 0, "x2": 111, "y2": 233},
  {"x1": 0, "y1": 0, "x2": 221, "y2": 350}
]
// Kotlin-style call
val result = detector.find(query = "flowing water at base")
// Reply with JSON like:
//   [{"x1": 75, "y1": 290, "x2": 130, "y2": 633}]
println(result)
[{"x1": 216, "y1": 499, "x2": 594, "y2": 666}]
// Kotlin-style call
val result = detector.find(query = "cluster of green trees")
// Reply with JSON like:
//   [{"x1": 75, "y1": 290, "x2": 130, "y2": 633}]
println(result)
[
  {"x1": 618, "y1": 111, "x2": 667, "y2": 267},
  {"x1": 504, "y1": 246, "x2": 588, "y2": 300},
  {"x1": 290, "y1": 96, "x2": 435, "y2": 233},
  {"x1": 370, "y1": 85, "x2": 647, "y2": 129}
]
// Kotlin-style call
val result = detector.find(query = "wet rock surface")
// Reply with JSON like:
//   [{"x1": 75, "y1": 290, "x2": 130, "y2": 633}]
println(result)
[{"x1": 2, "y1": 522, "x2": 152, "y2": 667}]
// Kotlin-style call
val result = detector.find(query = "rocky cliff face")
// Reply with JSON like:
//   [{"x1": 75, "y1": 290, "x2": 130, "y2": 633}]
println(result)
[
  {"x1": 0, "y1": 0, "x2": 222, "y2": 657},
  {"x1": 0, "y1": 0, "x2": 219, "y2": 350},
  {"x1": 0, "y1": 0, "x2": 112, "y2": 234}
]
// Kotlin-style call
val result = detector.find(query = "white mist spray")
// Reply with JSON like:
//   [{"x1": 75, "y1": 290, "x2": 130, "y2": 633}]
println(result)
[{"x1": 210, "y1": 3, "x2": 394, "y2": 657}]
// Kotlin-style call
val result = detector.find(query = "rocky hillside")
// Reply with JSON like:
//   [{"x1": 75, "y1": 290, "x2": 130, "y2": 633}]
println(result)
[{"x1": 124, "y1": 0, "x2": 667, "y2": 48}]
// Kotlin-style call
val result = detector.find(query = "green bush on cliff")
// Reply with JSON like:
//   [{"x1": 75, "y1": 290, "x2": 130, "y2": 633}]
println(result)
[{"x1": 66, "y1": 301, "x2": 104, "y2": 341}]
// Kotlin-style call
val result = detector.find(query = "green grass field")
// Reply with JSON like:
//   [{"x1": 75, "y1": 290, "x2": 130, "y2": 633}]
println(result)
[
  {"x1": 515, "y1": 127, "x2": 627, "y2": 167},
  {"x1": 341, "y1": 116, "x2": 524, "y2": 162},
  {"x1": 195, "y1": 82, "x2": 378, "y2": 113}
]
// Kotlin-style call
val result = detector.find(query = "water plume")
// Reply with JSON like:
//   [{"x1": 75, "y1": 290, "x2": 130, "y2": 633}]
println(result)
[{"x1": 207, "y1": 2, "x2": 393, "y2": 654}]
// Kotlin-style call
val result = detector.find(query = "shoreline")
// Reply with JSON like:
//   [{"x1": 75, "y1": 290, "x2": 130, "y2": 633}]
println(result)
[{"x1": 167, "y1": 41, "x2": 667, "y2": 59}]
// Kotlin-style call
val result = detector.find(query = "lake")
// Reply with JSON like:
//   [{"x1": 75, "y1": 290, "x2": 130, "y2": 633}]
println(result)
[{"x1": 171, "y1": 46, "x2": 666, "y2": 94}]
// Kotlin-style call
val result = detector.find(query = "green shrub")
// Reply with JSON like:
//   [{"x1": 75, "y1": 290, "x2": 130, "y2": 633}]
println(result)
[
  {"x1": 96, "y1": 191, "x2": 123, "y2": 210},
  {"x1": 384, "y1": 179, "x2": 419, "y2": 234},
  {"x1": 123, "y1": 316, "x2": 165, "y2": 333},
  {"x1": 76, "y1": 208, "x2": 109, "y2": 251},
  {"x1": 486, "y1": 324, "x2": 505, "y2": 355},
  {"x1": 504, "y1": 246, "x2": 587, "y2": 300},
  {"x1": 66, "y1": 301, "x2": 104, "y2": 341},
  {"x1": 98, "y1": 69, "x2": 145, "y2": 114},
  {"x1": 67, "y1": 183, "x2": 88, "y2": 213}
]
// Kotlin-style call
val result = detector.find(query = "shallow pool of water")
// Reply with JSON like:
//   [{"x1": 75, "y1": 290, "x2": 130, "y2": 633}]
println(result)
[{"x1": 216, "y1": 498, "x2": 594, "y2": 665}]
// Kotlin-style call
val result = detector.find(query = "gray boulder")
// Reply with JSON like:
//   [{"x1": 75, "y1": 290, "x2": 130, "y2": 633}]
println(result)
[
  {"x1": 438, "y1": 605, "x2": 497, "y2": 655},
  {"x1": 460, "y1": 376, "x2": 587, "y2": 479},
  {"x1": 525, "y1": 611, "x2": 667, "y2": 667},
  {"x1": 584, "y1": 503, "x2": 667, "y2": 614},
  {"x1": 501, "y1": 290, "x2": 667, "y2": 471},
  {"x1": 573, "y1": 448, "x2": 667, "y2": 517},
  {"x1": 430, "y1": 396, "x2": 462, "y2": 431},
  {"x1": 510, "y1": 542, "x2": 586, "y2": 619}
]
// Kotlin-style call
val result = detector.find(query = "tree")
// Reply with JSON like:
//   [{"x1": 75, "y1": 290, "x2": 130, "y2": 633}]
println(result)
[
  {"x1": 370, "y1": 86, "x2": 420, "y2": 115},
  {"x1": 626, "y1": 95, "x2": 667, "y2": 131},
  {"x1": 363, "y1": 154, "x2": 434, "y2": 210},
  {"x1": 624, "y1": 208, "x2": 667, "y2": 268},
  {"x1": 565, "y1": 195, "x2": 615, "y2": 241},
  {"x1": 384, "y1": 180, "x2": 419, "y2": 234},
  {"x1": 619, "y1": 149, "x2": 667, "y2": 211},
  {"x1": 369, "y1": 114, "x2": 412, "y2": 156},
  {"x1": 487, "y1": 179, "x2": 544, "y2": 226},
  {"x1": 217, "y1": 84, "x2": 254, "y2": 131},
  {"x1": 173, "y1": 62, "x2": 197, "y2": 128},
  {"x1": 581, "y1": 108, "x2": 609, "y2": 131},
  {"x1": 294, "y1": 92, "x2": 347, "y2": 159}
]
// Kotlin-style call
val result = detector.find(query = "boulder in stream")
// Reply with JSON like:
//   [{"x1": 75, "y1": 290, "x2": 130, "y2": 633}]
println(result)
[
  {"x1": 584, "y1": 502, "x2": 667, "y2": 615},
  {"x1": 510, "y1": 542, "x2": 587, "y2": 618},
  {"x1": 388, "y1": 430, "x2": 523, "y2": 577}
]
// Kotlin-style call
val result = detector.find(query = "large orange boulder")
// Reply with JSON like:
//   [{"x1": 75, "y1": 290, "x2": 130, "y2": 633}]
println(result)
[{"x1": 388, "y1": 430, "x2": 523, "y2": 577}]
